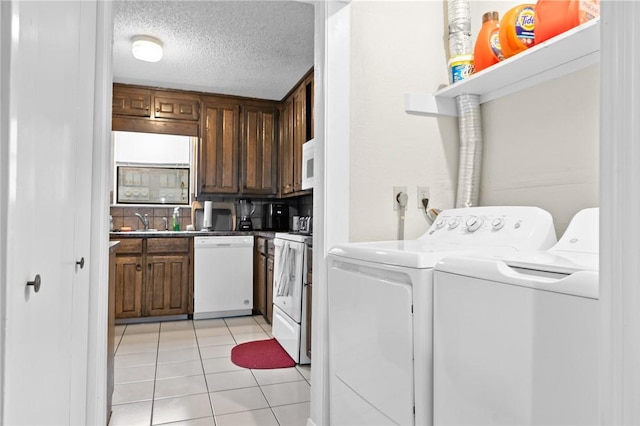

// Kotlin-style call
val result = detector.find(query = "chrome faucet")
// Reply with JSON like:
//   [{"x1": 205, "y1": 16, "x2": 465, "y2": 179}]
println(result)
[{"x1": 134, "y1": 213, "x2": 149, "y2": 230}]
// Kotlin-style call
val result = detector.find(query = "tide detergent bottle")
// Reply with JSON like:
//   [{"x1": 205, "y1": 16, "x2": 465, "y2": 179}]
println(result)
[
  {"x1": 499, "y1": 4, "x2": 536, "y2": 59},
  {"x1": 534, "y1": 0, "x2": 600, "y2": 44},
  {"x1": 474, "y1": 11, "x2": 504, "y2": 73}
]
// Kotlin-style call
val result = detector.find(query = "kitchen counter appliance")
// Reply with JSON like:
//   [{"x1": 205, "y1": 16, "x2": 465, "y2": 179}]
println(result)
[
  {"x1": 263, "y1": 203, "x2": 288, "y2": 231},
  {"x1": 237, "y1": 199, "x2": 255, "y2": 231},
  {"x1": 192, "y1": 201, "x2": 236, "y2": 231},
  {"x1": 194, "y1": 235, "x2": 253, "y2": 319}
]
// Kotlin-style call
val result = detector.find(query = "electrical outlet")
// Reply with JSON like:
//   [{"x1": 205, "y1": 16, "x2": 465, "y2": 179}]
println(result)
[
  {"x1": 417, "y1": 186, "x2": 430, "y2": 210},
  {"x1": 393, "y1": 186, "x2": 408, "y2": 211}
]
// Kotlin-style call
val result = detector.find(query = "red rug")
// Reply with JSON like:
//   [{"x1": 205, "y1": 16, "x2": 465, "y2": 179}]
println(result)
[{"x1": 230, "y1": 338, "x2": 296, "y2": 369}]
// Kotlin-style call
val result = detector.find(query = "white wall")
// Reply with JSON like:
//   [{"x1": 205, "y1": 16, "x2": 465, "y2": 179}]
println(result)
[
  {"x1": 480, "y1": 66, "x2": 599, "y2": 234},
  {"x1": 347, "y1": 0, "x2": 598, "y2": 241},
  {"x1": 349, "y1": 0, "x2": 458, "y2": 242}
]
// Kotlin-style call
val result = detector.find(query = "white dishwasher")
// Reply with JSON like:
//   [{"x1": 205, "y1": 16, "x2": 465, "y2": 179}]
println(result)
[{"x1": 194, "y1": 235, "x2": 254, "y2": 319}]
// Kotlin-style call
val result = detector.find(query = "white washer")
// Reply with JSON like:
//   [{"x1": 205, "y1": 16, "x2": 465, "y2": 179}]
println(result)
[
  {"x1": 433, "y1": 208, "x2": 599, "y2": 426},
  {"x1": 328, "y1": 206, "x2": 558, "y2": 426}
]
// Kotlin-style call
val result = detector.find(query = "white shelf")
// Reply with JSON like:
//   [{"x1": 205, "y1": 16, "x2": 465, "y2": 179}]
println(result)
[{"x1": 405, "y1": 18, "x2": 600, "y2": 117}]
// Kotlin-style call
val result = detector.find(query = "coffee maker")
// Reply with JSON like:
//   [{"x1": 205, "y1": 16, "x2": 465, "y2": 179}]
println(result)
[
  {"x1": 237, "y1": 199, "x2": 255, "y2": 230},
  {"x1": 263, "y1": 203, "x2": 289, "y2": 231}
]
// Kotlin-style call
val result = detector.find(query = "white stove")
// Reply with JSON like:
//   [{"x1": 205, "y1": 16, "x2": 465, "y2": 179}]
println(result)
[{"x1": 272, "y1": 232, "x2": 312, "y2": 364}]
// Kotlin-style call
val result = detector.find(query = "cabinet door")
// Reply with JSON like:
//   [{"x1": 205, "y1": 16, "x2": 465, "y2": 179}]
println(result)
[
  {"x1": 154, "y1": 95, "x2": 200, "y2": 121},
  {"x1": 266, "y1": 254, "x2": 274, "y2": 324},
  {"x1": 114, "y1": 255, "x2": 144, "y2": 319},
  {"x1": 279, "y1": 98, "x2": 294, "y2": 196},
  {"x1": 306, "y1": 72, "x2": 314, "y2": 140},
  {"x1": 254, "y1": 249, "x2": 267, "y2": 316},
  {"x1": 200, "y1": 101, "x2": 240, "y2": 194},
  {"x1": 112, "y1": 86, "x2": 151, "y2": 117},
  {"x1": 145, "y1": 254, "x2": 190, "y2": 316},
  {"x1": 292, "y1": 84, "x2": 306, "y2": 192},
  {"x1": 242, "y1": 104, "x2": 278, "y2": 195}
]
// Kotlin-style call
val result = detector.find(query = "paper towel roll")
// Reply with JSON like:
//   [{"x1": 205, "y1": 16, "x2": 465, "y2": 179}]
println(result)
[{"x1": 203, "y1": 201, "x2": 213, "y2": 229}]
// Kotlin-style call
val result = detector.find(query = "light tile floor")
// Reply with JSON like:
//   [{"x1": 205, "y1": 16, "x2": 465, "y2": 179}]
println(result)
[{"x1": 109, "y1": 315, "x2": 311, "y2": 426}]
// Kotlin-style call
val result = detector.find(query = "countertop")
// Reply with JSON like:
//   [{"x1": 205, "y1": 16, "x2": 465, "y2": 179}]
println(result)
[
  {"x1": 109, "y1": 241, "x2": 120, "y2": 252},
  {"x1": 109, "y1": 230, "x2": 278, "y2": 239}
]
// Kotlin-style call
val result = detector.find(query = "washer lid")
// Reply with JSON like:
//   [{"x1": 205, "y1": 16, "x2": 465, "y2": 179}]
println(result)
[
  {"x1": 329, "y1": 239, "x2": 520, "y2": 269},
  {"x1": 329, "y1": 206, "x2": 558, "y2": 269},
  {"x1": 497, "y1": 250, "x2": 598, "y2": 274}
]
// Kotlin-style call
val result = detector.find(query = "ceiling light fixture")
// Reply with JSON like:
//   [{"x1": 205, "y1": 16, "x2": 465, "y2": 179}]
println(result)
[{"x1": 131, "y1": 35, "x2": 163, "y2": 63}]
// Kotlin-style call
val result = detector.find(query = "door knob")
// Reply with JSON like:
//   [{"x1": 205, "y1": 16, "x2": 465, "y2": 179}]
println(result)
[
  {"x1": 76, "y1": 257, "x2": 85, "y2": 269},
  {"x1": 27, "y1": 274, "x2": 42, "y2": 293}
]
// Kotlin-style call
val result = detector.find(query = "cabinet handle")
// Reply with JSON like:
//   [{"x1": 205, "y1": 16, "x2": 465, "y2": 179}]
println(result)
[
  {"x1": 148, "y1": 263, "x2": 151, "y2": 269},
  {"x1": 27, "y1": 274, "x2": 42, "y2": 293},
  {"x1": 156, "y1": 108, "x2": 160, "y2": 112},
  {"x1": 136, "y1": 264, "x2": 142, "y2": 271},
  {"x1": 76, "y1": 257, "x2": 85, "y2": 269}
]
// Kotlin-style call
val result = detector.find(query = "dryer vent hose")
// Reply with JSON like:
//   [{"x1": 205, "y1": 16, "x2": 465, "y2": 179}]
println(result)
[{"x1": 455, "y1": 94, "x2": 483, "y2": 208}]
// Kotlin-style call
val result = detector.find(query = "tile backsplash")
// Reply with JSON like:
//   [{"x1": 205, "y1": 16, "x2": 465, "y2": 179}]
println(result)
[
  {"x1": 110, "y1": 193, "x2": 314, "y2": 232},
  {"x1": 110, "y1": 206, "x2": 191, "y2": 231}
]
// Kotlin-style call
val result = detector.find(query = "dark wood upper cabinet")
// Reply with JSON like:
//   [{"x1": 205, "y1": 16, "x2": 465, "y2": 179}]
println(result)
[
  {"x1": 154, "y1": 93, "x2": 200, "y2": 121},
  {"x1": 111, "y1": 70, "x2": 314, "y2": 197},
  {"x1": 113, "y1": 86, "x2": 151, "y2": 117},
  {"x1": 280, "y1": 69, "x2": 313, "y2": 197},
  {"x1": 242, "y1": 103, "x2": 278, "y2": 195},
  {"x1": 279, "y1": 98, "x2": 294, "y2": 196},
  {"x1": 199, "y1": 98, "x2": 241, "y2": 194},
  {"x1": 292, "y1": 83, "x2": 306, "y2": 193}
]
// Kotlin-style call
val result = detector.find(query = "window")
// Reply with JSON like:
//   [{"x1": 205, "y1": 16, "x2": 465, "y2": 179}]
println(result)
[{"x1": 112, "y1": 131, "x2": 195, "y2": 205}]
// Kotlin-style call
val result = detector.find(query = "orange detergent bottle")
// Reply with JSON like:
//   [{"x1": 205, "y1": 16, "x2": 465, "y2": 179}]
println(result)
[
  {"x1": 534, "y1": 0, "x2": 600, "y2": 45},
  {"x1": 474, "y1": 11, "x2": 504, "y2": 73},
  {"x1": 499, "y1": 4, "x2": 536, "y2": 59}
]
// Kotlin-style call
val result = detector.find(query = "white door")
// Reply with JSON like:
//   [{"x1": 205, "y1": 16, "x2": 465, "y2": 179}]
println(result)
[{"x1": 1, "y1": 1, "x2": 96, "y2": 424}]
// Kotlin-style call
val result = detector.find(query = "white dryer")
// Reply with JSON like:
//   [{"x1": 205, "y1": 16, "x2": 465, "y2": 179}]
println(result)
[
  {"x1": 433, "y1": 208, "x2": 599, "y2": 426},
  {"x1": 327, "y1": 206, "x2": 558, "y2": 426}
]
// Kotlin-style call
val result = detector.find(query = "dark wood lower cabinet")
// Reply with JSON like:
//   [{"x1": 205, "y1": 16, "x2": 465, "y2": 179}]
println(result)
[
  {"x1": 266, "y1": 240, "x2": 275, "y2": 324},
  {"x1": 253, "y1": 236, "x2": 275, "y2": 324},
  {"x1": 111, "y1": 237, "x2": 193, "y2": 320},
  {"x1": 253, "y1": 238, "x2": 267, "y2": 317},
  {"x1": 146, "y1": 254, "x2": 190, "y2": 316},
  {"x1": 114, "y1": 254, "x2": 144, "y2": 319}
]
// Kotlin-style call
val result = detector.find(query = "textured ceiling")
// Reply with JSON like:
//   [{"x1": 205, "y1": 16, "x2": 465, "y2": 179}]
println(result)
[{"x1": 113, "y1": 1, "x2": 315, "y2": 101}]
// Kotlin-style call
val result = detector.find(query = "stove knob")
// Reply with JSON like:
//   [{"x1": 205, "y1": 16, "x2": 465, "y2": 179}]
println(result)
[
  {"x1": 435, "y1": 218, "x2": 446, "y2": 229},
  {"x1": 448, "y1": 218, "x2": 460, "y2": 229},
  {"x1": 465, "y1": 216, "x2": 483, "y2": 232},
  {"x1": 492, "y1": 218, "x2": 505, "y2": 230}
]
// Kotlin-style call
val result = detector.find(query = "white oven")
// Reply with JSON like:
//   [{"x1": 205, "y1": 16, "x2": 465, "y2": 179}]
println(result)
[
  {"x1": 301, "y1": 138, "x2": 315, "y2": 190},
  {"x1": 272, "y1": 232, "x2": 311, "y2": 364}
]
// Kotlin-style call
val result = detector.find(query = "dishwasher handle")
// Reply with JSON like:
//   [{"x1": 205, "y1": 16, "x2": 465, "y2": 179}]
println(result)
[{"x1": 195, "y1": 236, "x2": 254, "y2": 248}]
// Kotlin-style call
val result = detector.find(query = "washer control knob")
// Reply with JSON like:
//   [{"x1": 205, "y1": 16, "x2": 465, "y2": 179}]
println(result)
[
  {"x1": 492, "y1": 217, "x2": 505, "y2": 230},
  {"x1": 435, "y1": 219, "x2": 446, "y2": 229},
  {"x1": 448, "y1": 218, "x2": 460, "y2": 229},
  {"x1": 465, "y1": 216, "x2": 483, "y2": 232}
]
